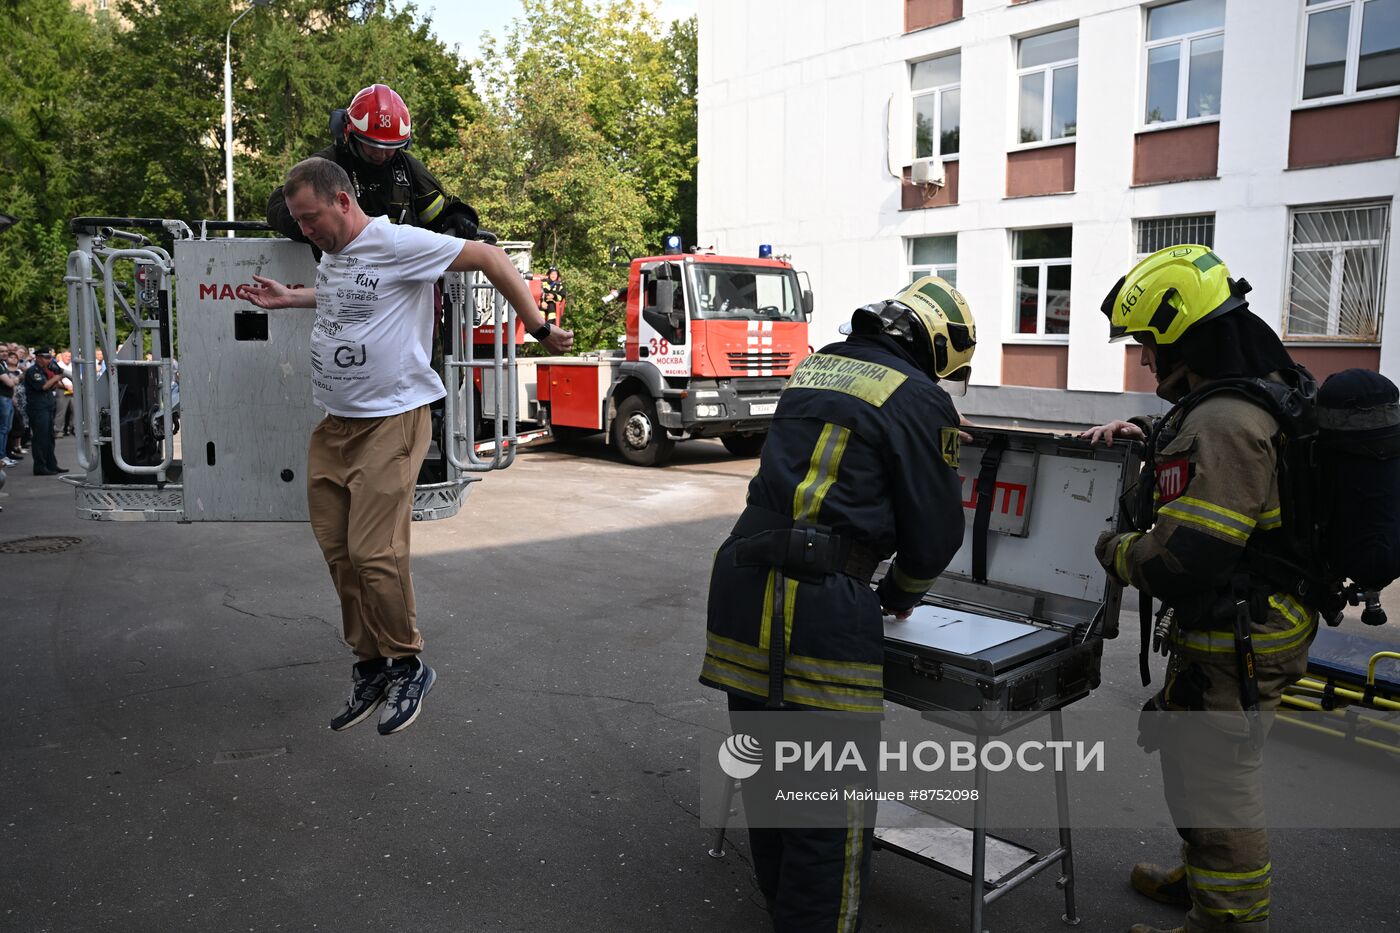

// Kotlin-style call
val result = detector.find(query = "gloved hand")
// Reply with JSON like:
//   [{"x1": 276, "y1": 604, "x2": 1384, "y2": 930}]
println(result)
[
  {"x1": 1095, "y1": 531, "x2": 1121, "y2": 576},
  {"x1": 1136, "y1": 694, "x2": 1165, "y2": 754},
  {"x1": 439, "y1": 204, "x2": 480, "y2": 240},
  {"x1": 875, "y1": 576, "x2": 919, "y2": 620}
]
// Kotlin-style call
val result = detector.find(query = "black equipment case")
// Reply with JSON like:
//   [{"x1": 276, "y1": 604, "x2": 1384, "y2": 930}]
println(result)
[{"x1": 882, "y1": 428, "x2": 1140, "y2": 719}]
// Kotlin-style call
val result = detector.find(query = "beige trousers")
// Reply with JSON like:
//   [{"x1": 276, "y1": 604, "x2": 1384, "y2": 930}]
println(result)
[
  {"x1": 307, "y1": 406, "x2": 431, "y2": 661},
  {"x1": 1158, "y1": 649, "x2": 1312, "y2": 933}
]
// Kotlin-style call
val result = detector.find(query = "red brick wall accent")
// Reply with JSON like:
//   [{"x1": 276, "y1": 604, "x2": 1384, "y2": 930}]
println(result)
[
  {"x1": 906, "y1": 0, "x2": 962, "y2": 32},
  {"x1": 1002, "y1": 344, "x2": 1069, "y2": 388},
  {"x1": 1133, "y1": 122, "x2": 1220, "y2": 186},
  {"x1": 1287, "y1": 345, "x2": 1382, "y2": 383},
  {"x1": 901, "y1": 160, "x2": 960, "y2": 209},
  {"x1": 1123, "y1": 345, "x2": 1158, "y2": 393},
  {"x1": 1006, "y1": 143, "x2": 1076, "y2": 198},
  {"x1": 1288, "y1": 98, "x2": 1400, "y2": 170}
]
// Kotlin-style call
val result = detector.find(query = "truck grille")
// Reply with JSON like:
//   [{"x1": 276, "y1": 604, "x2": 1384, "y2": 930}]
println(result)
[{"x1": 727, "y1": 351, "x2": 793, "y2": 374}]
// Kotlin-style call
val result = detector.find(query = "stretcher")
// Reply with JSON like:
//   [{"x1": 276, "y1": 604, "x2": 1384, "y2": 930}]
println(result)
[{"x1": 1280, "y1": 625, "x2": 1400, "y2": 756}]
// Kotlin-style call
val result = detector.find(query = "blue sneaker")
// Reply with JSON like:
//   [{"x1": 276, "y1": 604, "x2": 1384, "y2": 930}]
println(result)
[
  {"x1": 329, "y1": 659, "x2": 390, "y2": 732},
  {"x1": 378, "y1": 657, "x2": 435, "y2": 735}
]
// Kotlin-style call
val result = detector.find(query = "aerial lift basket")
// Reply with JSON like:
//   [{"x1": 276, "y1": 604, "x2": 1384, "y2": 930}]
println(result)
[{"x1": 63, "y1": 217, "x2": 520, "y2": 522}]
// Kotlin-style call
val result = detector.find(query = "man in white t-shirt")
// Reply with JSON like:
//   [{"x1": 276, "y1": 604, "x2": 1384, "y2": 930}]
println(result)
[{"x1": 240, "y1": 156, "x2": 574, "y2": 735}]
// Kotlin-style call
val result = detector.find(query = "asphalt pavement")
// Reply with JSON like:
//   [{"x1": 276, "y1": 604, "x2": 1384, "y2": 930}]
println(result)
[{"x1": 1, "y1": 433, "x2": 1397, "y2": 932}]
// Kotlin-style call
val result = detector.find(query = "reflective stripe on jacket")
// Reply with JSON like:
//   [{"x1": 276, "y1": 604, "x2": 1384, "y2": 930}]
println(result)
[
  {"x1": 700, "y1": 336, "x2": 965, "y2": 710},
  {"x1": 1103, "y1": 390, "x2": 1317, "y2": 664}
]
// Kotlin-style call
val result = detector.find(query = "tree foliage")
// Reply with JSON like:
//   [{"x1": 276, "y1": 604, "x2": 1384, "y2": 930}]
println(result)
[
  {"x1": 0, "y1": 0, "x2": 108, "y2": 340},
  {"x1": 435, "y1": 0, "x2": 698, "y2": 349},
  {"x1": 0, "y1": 0, "x2": 697, "y2": 352}
]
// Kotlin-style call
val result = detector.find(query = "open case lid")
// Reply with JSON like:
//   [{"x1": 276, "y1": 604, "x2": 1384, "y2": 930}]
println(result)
[{"x1": 918, "y1": 427, "x2": 1142, "y2": 633}]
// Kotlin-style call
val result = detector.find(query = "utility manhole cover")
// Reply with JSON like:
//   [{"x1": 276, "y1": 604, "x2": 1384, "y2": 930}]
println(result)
[{"x1": 0, "y1": 536, "x2": 83, "y2": 554}]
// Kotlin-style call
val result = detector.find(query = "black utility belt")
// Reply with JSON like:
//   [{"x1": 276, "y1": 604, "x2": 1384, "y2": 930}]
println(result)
[
  {"x1": 1168, "y1": 584, "x2": 1281, "y2": 632},
  {"x1": 730, "y1": 507, "x2": 880, "y2": 584}
]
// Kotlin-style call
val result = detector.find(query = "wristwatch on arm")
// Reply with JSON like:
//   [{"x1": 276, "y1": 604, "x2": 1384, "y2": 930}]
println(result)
[{"x1": 530, "y1": 322, "x2": 552, "y2": 342}]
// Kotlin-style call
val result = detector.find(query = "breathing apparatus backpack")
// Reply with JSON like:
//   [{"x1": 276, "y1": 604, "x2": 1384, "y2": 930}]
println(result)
[
  {"x1": 1312, "y1": 368, "x2": 1400, "y2": 620},
  {"x1": 1159, "y1": 365, "x2": 1400, "y2": 627}
]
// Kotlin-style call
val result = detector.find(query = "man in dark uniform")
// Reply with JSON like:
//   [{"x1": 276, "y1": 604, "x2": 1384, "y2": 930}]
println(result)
[
  {"x1": 266, "y1": 83, "x2": 477, "y2": 246},
  {"x1": 23, "y1": 347, "x2": 65, "y2": 475},
  {"x1": 700, "y1": 275, "x2": 976, "y2": 931},
  {"x1": 1085, "y1": 246, "x2": 1319, "y2": 933}
]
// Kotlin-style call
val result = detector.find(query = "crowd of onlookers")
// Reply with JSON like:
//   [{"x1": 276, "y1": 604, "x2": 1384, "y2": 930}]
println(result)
[{"x1": 1, "y1": 342, "x2": 106, "y2": 484}]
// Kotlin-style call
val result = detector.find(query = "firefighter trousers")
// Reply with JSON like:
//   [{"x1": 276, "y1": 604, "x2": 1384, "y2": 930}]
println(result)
[
  {"x1": 1155, "y1": 649, "x2": 1310, "y2": 933},
  {"x1": 728, "y1": 693, "x2": 877, "y2": 933},
  {"x1": 306, "y1": 406, "x2": 431, "y2": 661}
]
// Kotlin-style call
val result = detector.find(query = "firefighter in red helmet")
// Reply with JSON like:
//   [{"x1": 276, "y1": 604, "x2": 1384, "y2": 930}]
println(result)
[{"x1": 267, "y1": 83, "x2": 479, "y2": 248}]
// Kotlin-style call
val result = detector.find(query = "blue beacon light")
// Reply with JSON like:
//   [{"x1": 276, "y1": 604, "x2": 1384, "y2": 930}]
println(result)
[
  {"x1": 758, "y1": 243, "x2": 773, "y2": 259},
  {"x1": 664, "y1": 235, "x2": 682, "y2": 255}
]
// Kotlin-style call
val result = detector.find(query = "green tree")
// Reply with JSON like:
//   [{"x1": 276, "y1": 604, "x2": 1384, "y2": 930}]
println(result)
[
  {"x1": 0, "y1": 0, "x2": 697, "y2": 352},
  {"x1": 240, "y1": 0, "x2": 472, "y2": 220},
  {"x1": 433, "y1": 0, "x2": 697, "y2": 349},
  {"x1": 0, "y1": 0, "x2": 104, "y2": 342},
  {"x1": 0, "y1": 0, "x2": 476, "y2": 341}
]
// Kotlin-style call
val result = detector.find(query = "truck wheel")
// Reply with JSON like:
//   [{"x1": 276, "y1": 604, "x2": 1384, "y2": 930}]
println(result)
[
  {"x1": 720, "y1": 432, "x2": 767, "y2": 458},
  {"x1": 612, "y1": 394, "x2": 675, "y2": 466}
]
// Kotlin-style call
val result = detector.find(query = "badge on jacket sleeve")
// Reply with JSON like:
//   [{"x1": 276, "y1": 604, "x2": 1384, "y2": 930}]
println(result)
[
  {"x1": 939, "y1": 427, "x2": 961, "y2": 468},
  {"x1": 1155, "y1": 457, "x2": 1192, "y2": 503}
]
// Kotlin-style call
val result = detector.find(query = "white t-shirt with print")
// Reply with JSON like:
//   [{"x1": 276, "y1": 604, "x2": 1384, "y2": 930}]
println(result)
[{"x1": 310, "y1": 216, "x2": 461, "y2": 417}]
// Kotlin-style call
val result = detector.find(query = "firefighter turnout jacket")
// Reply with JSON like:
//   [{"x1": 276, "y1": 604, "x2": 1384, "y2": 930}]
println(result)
[
  {"x1": 700, "y1": 335, "x2": 966, "y2": 713},
  {"x1": 1095, "y1": 389, "x2": 1318, "y2": 665},
  {"x1": 1097, "y1": 384, "x2": 1318, "y2": 933},
  {"x1": 266, "y1": 144, "x2": 470, "y2": 243}
]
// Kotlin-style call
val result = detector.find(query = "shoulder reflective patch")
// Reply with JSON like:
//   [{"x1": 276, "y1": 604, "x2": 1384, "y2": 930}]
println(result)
[
  {"x1": 939, "y1": 426, "x2": 960, "y2": 468},
  {"x1": 787, "y1": 353, "x2": 908, "y2": 407},
  {"x1": 1155, "y1": 457, "x2": 1192, "y2": 503}
]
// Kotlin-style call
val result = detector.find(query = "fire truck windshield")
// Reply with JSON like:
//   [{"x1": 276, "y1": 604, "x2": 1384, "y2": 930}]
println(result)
[{"x1": 689, "y1": 264, "x2": 803, "y2": 321}]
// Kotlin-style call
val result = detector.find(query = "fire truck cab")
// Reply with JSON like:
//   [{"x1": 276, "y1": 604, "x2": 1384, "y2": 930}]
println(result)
[{"x1": 482, "y1": 248, "x2": 813, "y2": 466}]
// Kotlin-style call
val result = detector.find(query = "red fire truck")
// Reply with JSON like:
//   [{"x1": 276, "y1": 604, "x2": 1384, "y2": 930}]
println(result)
[{"x1": 478, "y1": 246, "x2": 813, "y2": 466}]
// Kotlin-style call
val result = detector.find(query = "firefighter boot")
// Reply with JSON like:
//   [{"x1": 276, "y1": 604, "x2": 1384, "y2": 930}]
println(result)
[
  {"x1": 1128, "y1": 926, "x2": 1185, "y2": 933},
  {"x1": 1131, "y1": 862, "x2": 1192, "y2": 908}
]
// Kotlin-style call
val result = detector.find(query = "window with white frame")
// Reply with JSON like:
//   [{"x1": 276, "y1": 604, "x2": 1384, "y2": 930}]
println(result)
[
  {"x1": 1017, "y1": 25, "x2": 1079, "y2": 144},
  {"x1": 908, "y1": 235, "x2": 958, "y2": 287},
  {"x1": 1144, "y1": 0, "x2": 1226, "y2": 126},
  {"x1": 1302, "y1": 0, "x2": 1400, "y2": 101},
  {"x1": 912, "y1": 53, "x2": 961, "y2": 159},
  {"x1": 1136, "y1": 214, "x2": 1216, "y2": 258},
  {"x1": 1285, "y1": 202, "x2": 1390, "y2": 342},
  {"x1": 1012, "y1": 227, "x2": 1073, "y2": 337}
]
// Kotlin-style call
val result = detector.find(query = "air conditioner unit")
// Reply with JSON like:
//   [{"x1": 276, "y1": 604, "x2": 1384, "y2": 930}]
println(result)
[{"x1": 911, "y1": 157, "x2": 946, "y2": 187}]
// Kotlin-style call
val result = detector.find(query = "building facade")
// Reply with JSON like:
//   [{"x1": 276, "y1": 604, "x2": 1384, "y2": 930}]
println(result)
[{"x1": 697, "y1": 0, "x2": 1400, "y2": 424}]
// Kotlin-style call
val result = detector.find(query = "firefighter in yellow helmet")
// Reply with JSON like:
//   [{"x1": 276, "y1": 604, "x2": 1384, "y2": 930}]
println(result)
[
  {"x1": 701, "y1": 276, "x2": 974, "y2": 931},
  {"x1": 1084, "y1": 246, "x2": 1319, "y2": 933}
]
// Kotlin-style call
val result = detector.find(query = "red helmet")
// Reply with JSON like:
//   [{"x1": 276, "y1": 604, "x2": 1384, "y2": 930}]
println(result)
[{"x1": 344, "y1": 83, "x2": 411, "y2": 150}]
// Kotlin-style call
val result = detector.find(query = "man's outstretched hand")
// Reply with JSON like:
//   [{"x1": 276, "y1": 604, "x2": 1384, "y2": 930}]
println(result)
[
  {"x1": 542, "y1": 326, "x2": 575, "y2": 355},
  {"x1": 237, "y1": 275, "x2": 303, "y2": 310}
]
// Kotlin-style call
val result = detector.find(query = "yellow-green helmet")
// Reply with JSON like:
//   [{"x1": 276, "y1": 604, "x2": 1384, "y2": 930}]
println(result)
[
  {"x1": 851, "y1": 275, "x2": 977, "y2": 382},
  {"x1": 1100, "y1": 245, "x2": 1250, "y2": 345}
]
